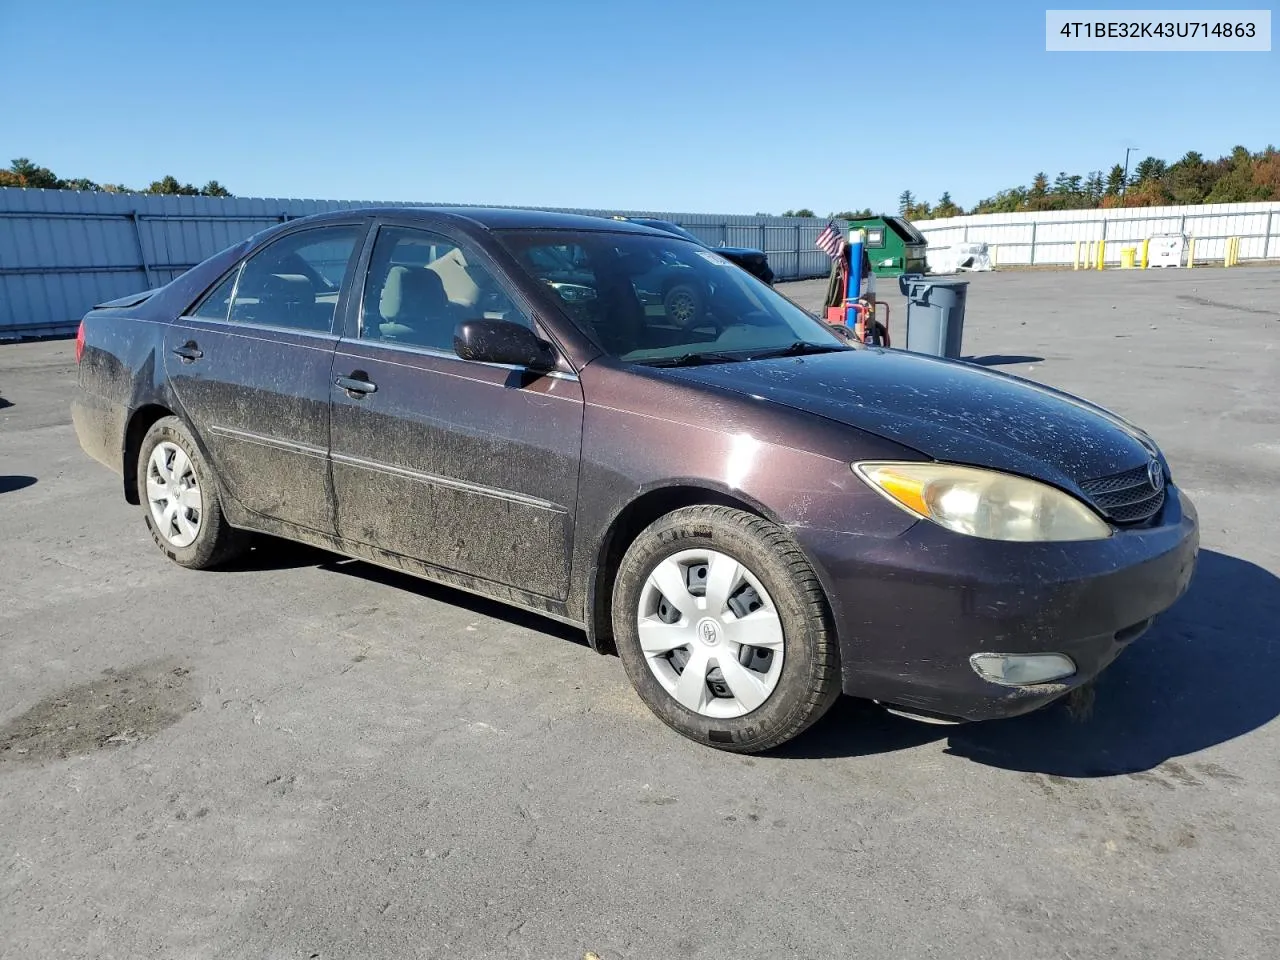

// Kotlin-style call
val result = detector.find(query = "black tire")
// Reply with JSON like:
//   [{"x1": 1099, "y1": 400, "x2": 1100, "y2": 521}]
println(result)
[
  {"x1": 662, "y1": 281, "x2": 704, "y2": 327},
  {"x1": 136, "y1": 416, "x2": 246, "y2": 570},
  {"x1": 612, "y1": 505, "x2": 841, "y2": 753}
]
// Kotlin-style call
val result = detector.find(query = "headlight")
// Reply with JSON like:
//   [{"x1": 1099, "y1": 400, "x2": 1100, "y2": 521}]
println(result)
[
  {"x1": 548, "y1": 282, "x2": 596, "y2": 303},
  {"x1": 853, "y1": 462, "x2": 1111, "y2": 542}
]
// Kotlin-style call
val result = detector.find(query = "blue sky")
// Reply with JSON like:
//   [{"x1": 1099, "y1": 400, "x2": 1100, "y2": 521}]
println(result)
[{"x1": 2, "y1": 0, "x2": 1275, "y2": 214}]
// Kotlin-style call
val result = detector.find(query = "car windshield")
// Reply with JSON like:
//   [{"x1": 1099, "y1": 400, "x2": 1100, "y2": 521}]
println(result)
[{"x1": 497, "y1": 229, "x2": 846, "y2": 364}]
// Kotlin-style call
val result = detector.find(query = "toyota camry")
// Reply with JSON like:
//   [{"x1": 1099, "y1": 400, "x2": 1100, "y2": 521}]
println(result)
[{"x1": 72, "y1": 208, "x2": 1199, "y2": 752}]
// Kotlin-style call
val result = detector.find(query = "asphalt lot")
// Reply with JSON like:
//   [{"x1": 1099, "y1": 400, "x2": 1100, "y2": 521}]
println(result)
[{"x1": 2, "y1": 266, "x2": 1279, "y2": 960}]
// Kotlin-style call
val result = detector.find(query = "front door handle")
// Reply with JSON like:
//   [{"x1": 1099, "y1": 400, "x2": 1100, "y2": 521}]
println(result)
[
  {"x1": 172, "y1": 341, "x2": 203, "y2": 363},
  {"x1": 335, "y1": 373, "x2": 377, "y2": 397}
]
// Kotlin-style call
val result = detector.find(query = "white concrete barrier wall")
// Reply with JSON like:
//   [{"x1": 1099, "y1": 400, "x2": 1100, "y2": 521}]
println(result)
[{"x1": 914, "y1": 202, "x2": 1280, "y2": 267}]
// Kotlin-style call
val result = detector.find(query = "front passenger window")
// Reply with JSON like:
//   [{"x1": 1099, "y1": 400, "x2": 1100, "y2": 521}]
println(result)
[
  {"x1": 228, "y1": 226, "x2": 361, "y2": 332},
  {"x1": 360, "y1": 226, "x2": 531, "y2": 351}
]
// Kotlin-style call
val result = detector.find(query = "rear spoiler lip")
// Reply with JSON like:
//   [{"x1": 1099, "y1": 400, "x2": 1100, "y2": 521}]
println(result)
[{"x1": 91, "y1": 288, "x2": 163, "y2": 310}]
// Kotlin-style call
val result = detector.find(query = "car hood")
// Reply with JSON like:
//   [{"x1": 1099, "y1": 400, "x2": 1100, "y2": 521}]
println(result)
[
  {"x1": 717, "y1": 246, "x2": 766, "y2": 261},
  {"x1": 657, "y1": 348, "x2": 1156, "y2": 493}
]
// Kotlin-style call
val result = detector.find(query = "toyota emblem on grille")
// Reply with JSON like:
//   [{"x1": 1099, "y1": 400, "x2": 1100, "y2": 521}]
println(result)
[{"x1": 1148, "y1": 459, "x2": 1165, "y2": 492}]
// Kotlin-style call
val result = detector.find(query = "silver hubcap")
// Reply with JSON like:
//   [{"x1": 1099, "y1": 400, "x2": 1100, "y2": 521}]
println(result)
[
  {"x1": 146, "y1": 442, "x2": 202, "y2": 548},
  {"x1": 637, "y1": 549, "x2": 785, "y2": 719}
]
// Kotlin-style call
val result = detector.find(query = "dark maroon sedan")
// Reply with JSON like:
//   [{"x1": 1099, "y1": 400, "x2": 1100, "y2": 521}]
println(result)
[{"x1": 72, "y1": 208, "x2": 1198, "y2": 752}]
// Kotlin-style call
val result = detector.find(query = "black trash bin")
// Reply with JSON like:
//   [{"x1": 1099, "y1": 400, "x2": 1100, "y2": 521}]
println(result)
[{"x1": 898, "y1": 273, "x2": 968, "y2": 359}]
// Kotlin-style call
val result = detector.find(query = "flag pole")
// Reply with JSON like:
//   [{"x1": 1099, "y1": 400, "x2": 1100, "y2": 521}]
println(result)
[{"x1": 845, "y1": 228, "x2": 864, "y2": 331}]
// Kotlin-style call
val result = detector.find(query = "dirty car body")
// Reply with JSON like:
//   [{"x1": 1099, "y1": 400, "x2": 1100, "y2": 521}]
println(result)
[{"x1": 72, "y1": 207, "x2": 1198, "y2": 743}]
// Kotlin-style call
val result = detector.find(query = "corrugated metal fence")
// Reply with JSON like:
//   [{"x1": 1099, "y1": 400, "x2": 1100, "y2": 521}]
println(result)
[
  {"x1": 913, "y1": 201, "x2": 1280, "y2": 268},
  {"x1": 0, "y1": 188, "x2": 838, "y2": 337}
]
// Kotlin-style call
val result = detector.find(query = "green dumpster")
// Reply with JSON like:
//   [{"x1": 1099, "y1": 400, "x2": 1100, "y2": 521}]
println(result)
[{"x1": 847, "y1": 215, "x2": 929, "y2": 278}]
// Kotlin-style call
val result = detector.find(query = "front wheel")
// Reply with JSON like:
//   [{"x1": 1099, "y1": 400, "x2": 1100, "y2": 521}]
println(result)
[
  {"x1": 612, "y1": 506, "x2": 841, "y2": 752},
  {"x1": 137, "y1": 416, "x2": 246, "y2": 569}
]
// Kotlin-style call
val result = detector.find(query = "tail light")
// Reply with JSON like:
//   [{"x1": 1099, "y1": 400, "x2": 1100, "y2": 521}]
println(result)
[{"x1": 75, "y1": 320, "x2": 86, "y2": 363}]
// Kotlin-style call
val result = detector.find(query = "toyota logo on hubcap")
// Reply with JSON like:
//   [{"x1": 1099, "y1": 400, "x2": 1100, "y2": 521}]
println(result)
[{"x1": 698, "y1": 619, "x2": 721, "y2": 645}]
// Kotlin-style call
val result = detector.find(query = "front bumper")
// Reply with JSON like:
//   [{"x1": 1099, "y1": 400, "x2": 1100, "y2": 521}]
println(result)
[{"x1": 794, "y1": 486, "x2": 1199, "y2": 722}]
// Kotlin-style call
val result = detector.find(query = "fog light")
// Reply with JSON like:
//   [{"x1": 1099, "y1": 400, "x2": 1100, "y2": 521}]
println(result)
[{"x1": 970, "y1": 653, "x2": 1076, "y2": 687}]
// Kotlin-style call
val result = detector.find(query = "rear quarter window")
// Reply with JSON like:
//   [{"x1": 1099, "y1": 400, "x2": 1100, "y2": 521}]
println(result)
[{"x1": 189, "y1": 269, "x2": 240, "y2": 321}]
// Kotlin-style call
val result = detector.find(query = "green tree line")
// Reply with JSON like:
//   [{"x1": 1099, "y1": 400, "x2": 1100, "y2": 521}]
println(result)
[
  {"x1": 0, "y1": 158, "x2": 232, "y2": 197},
  {"x1": 896, "y1": 144, "x2": 1280, "y2": 220}
]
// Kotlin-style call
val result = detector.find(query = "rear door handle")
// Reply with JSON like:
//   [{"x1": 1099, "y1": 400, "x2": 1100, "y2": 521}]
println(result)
[
  {"x1": 335, "y1": 373, "x2": 377, "y2": 397},
  {"x1": 172, "y1": 341, "x2": 203, "y2": 363}
]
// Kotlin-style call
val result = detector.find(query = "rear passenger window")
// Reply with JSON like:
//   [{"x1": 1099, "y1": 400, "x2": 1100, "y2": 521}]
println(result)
[
  {"x1": 229, "y1": 227, "x2": 361, "y2": 332},
  {"x1": 190, "y1": 268, "x2": 240, "y2": 321}
]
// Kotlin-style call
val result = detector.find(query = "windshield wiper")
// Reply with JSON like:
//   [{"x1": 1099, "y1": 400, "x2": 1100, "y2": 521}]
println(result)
[
  {"x1": 748, "y1": 341, "x2": 849, "y2": 361},
  {"x1": 635, "y1": 351, "x2": 745, "y2": 367}
]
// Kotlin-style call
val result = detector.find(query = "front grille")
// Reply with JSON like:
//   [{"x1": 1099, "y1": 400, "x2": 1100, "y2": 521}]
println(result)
[{"x1": 1080, "y1": 464, "x2": 1166, "y2": 525}]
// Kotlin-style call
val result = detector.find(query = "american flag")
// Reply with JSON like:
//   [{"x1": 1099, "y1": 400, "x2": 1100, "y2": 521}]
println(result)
[{"x1": 815, "y1": 221, "x2": 845, "y2": 259}]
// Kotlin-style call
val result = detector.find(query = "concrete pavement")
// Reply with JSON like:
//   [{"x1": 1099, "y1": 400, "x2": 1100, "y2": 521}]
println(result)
[{"x1": 2, "y1": 266, "x2": 1278, "y2": 959}]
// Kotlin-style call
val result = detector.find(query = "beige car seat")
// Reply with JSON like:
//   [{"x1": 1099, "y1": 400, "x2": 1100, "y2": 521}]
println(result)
[
  {"x1": 377, "y1": 265, "x2": 462, "y2": 347},
  {"x1": 241, "y1": 272, "x2": 317, "y2": 327}
]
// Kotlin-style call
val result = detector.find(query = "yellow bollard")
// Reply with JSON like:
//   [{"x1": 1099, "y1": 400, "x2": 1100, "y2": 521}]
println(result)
[
  {"x1": 1141, "y1": 238, "x2": 1150, "y2": 269},
  {"x1": 991, "y1": 245, "x2": 999, "y2": 268},
  {"x1": 1074, "y1": 241, "x2": 1081, "y2": 270},
  {"x1": 1096, "y1": 239, "x2": 1106, "y2": 271},
  {"x1": 1187, "y1": 237, "x2": 1196, "y2": 268},
  {"x1": 1226, "y1": 236, "x2": 1240, "y2": 267}
]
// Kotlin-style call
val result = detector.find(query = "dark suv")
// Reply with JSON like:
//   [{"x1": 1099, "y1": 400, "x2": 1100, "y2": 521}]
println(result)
[{"x1": 610, "y1": 217, "x2": 775, "y2": 285}]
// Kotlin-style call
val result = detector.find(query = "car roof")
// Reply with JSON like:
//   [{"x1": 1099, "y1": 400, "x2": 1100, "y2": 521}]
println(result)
[
  {"x1": 278, "y1": 206, "x2": 677, "y2": 235},
  {"x1": 613, "y1": 216, "x2": 690, "y2": 232}
]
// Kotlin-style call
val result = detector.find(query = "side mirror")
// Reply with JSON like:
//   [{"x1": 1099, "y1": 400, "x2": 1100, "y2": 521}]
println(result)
[{"x1": 453, "y1": 320, "x2": 557, "y2": 371}]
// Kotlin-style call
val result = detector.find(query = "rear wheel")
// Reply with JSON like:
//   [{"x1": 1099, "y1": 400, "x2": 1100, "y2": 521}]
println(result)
[
  {"x1": 137, "y1": 416, "x2": 246, "y2": 569},
  {"x1": 612, "y1": 505, "x2": 841, "y2": 752}
]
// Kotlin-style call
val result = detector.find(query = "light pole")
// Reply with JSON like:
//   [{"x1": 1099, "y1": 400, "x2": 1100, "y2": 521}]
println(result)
[{"x1": 1121, "y1": 146, "x2": 1138, "y2": 196}]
